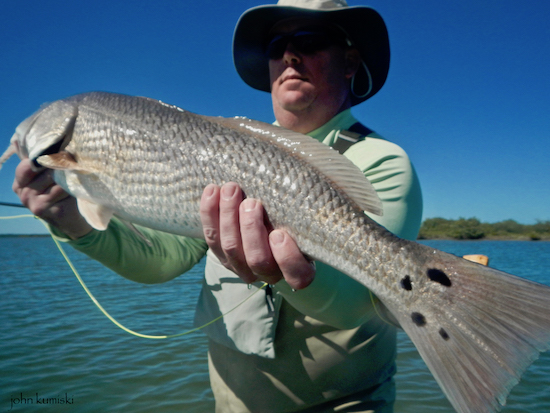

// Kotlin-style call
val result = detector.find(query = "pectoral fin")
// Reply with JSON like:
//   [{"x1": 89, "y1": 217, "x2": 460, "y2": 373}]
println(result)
[
  {"x1": 76, "y1": 198, "x2": 114, "y2": 230},
  {"x1": 37, "y1": 152, "x2": 92, "y2": 173}
]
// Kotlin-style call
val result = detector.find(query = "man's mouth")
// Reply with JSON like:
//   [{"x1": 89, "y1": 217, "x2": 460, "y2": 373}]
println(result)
[
  {"x1": 281, "y1": 74, "x2": 307, "y2": 84},
  {"x1": 280, "y1": 68, "x2": 308, "y2": 84}
]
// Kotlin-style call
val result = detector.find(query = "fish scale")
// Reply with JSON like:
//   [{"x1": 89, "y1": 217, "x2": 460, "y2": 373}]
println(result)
[{"x1": 2, "y1": 91, "x2": 550, "y2": 413}]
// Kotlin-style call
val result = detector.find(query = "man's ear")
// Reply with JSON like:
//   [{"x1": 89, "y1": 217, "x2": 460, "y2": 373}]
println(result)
[{"x1": 344, "y1": 48, "x2": 361, "y2": 79}]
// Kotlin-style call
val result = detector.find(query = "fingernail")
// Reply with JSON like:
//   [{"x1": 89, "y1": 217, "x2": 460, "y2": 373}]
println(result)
[
  {"x1": 221, "y1": 183, "x2": 237, "y2": 200},
  {"x1": 204, "y1": 184, "x2": 216, "y2": 198},
  {"x1": 242, "y1": 199, "x2": 258, "y2": 213},
  {"x1": 270, "y1": 230, "x2": 284, "y2": 245}
]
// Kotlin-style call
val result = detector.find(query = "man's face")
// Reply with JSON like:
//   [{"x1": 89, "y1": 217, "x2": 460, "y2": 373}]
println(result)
[{"x1": 267, "y1": 19, "x2": 358, "y2": 120}]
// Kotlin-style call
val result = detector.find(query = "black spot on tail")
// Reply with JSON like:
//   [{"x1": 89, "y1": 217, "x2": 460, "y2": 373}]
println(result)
[
  {"x1": 439, "y1": 328, "x2": 450, "y2": 340},
  {"x1": 411, "y1": 312, "x2": 427, "y2": 326},
  {"x1": 400, "y1": 275, "x2": 412, "y2": 291},
  {"x1": 427, "y1": 269, "x2": 452, "y2": 287}
]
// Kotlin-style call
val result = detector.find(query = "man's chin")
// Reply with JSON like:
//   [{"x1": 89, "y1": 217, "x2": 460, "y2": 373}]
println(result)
[{"x1": 276, "y1": 89, "x2": 314, "y2": 111}]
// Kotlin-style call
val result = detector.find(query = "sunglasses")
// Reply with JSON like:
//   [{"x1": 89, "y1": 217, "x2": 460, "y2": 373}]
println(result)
[{"x1": 264, "y1": 28, "x2": 350, "y2": 60}]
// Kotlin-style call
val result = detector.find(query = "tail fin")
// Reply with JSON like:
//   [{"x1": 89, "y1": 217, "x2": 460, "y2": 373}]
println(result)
[{"x1": 394, "y1": 248, "x2": 550, "y2": 413}]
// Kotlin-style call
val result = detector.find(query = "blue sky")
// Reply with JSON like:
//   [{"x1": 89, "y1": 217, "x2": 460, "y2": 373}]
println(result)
[{"x1": 1, "y1": 0, "x2": 549, "y2": 235}]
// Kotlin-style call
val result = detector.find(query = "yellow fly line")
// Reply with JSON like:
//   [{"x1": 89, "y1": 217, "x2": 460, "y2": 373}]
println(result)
[
  {"x1": 2, "y1": 214, "x2": 268, "y2": 339},
  {"x1": 0, "y1": 214, "x2": 36, "y2": 220}
]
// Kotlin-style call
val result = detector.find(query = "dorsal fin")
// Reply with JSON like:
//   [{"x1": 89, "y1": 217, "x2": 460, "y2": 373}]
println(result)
[{"x1": 214, "y1": 116, "x2": 383, "y2": 216}]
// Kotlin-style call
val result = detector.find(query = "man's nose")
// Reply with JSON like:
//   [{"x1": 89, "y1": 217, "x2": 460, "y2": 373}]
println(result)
[{"x1": 282, "y1": 42, "x2": 302, "y2": 65}]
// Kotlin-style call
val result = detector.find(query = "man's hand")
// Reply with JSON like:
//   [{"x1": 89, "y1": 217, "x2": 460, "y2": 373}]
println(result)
[
  {"x1": 13, "y1": 158, "x2": 93, "y2": 240},
  {"x1": 200, "y1": 182, "x2": 315, "y2": 290}
]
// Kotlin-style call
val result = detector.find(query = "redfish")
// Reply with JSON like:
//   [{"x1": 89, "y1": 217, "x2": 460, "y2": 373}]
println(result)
[{"x1": 2, "y1": 92, "x2": 550, "y2": 413}]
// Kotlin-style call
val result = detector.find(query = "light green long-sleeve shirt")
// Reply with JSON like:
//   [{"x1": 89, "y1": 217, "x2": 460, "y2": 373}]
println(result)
[{"x1": 54, "y1": 108, "x2": 422, "y2": 359}]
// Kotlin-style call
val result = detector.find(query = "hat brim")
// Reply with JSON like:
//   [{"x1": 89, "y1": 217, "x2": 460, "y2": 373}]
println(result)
[{"x1": 233, "y1": 4, "x2": 390, "y2": 105}]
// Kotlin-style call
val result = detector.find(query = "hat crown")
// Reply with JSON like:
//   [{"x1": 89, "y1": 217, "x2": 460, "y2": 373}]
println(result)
[{"x1": 276, "y1": 0, "x2": 348, "y2": 11}]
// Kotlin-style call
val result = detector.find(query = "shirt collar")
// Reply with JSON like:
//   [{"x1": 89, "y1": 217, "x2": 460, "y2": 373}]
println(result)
[
  {"x1": 273, "y1": 108, "x2": 358, "y2": 143},
  {"x1": 306, "y1": 108, "x2": 357, "y2": 142}
]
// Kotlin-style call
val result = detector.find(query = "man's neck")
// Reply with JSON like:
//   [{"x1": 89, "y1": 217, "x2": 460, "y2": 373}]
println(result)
[
  {"x1": 276, "y1": 112, "x2": 329, "y2": 134},
  {"x1": 274, "y1": 99, "x2": 352, "y2": 134}
]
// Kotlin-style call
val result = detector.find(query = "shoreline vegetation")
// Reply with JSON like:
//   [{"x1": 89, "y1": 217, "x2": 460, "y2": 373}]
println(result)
[
  {"x1": 418, "y1": 218, "x2": 550, "y2": 241},
  {"x1": 1, "y1": 218, "x2": 549, "y2": 241}
]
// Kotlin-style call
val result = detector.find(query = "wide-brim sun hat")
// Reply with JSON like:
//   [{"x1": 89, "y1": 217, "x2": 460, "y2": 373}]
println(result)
[{"x1": 233, "y1": 0, "x2": 390, "y2": 106}]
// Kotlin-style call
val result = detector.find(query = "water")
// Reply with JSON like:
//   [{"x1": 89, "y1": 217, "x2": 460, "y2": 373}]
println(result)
[{"x1": 1, "y1": 237, "x2": 549, "y2": 412}]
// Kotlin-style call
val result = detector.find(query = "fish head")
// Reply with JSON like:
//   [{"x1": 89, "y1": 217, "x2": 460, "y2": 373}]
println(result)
[{"x1": 9, "y1": 99, "x2": 77, "y2": 171}]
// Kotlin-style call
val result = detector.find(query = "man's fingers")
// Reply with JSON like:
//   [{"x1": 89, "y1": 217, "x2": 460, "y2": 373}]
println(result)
[
  {"x1": 218, "y1": 183, "x2": 257, "y2": 282},
  {"x1": 218, "y1": 183, "x2": 244, "y2": 259},
  {"x1": 13, "y1": 159, "x2": 52, "y2": 199},
  {"x1": 13, "y1": 159, "x2": 69, "y2": 215},
  {"x1": 11, "y1": 158, "x2": 93, "y2": 239},
  {"x1": 13, "y1": 158, "x2": 40, "y2": 189},
  {"x1": 240, "y1": 199, "x2": 281, "y2": 284},
  {"x1": 200, "y1": 184, "x2": 222, "y2": 249},
  {"x1": 200, "y1": 183, "x2": 257, "y2": 283},
  {"x1": 269, "y1": 230, "x2": 315, "y2": 290},
  {"x1": 199, "y1": 182, "x2": 314, "y2": 288}
]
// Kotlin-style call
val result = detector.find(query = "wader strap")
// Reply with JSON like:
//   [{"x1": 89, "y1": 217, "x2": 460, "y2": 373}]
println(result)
[{"x1": 332, "y1": 122, "x2": 373, "y2": 155}]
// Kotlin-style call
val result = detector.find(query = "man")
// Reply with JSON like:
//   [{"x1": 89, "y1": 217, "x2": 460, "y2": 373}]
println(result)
[{"x1": 13, "y1": 1, "x2": 422, "y2": 412}]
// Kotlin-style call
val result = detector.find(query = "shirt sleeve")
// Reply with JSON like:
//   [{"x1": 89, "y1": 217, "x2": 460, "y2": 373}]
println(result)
[
  {"x1": 347, "y1": 135, "x2": 423, "y2": 240},
  {"x1": 50, "y1": 218, "x2": 208, "y2": 284},
  {"x1": 275, "y1": 135, "x2": 423, "y2": 329}
]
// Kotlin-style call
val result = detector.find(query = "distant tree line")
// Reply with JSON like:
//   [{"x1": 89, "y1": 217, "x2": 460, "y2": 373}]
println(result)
[{"x1": 418, "y1": 218, "x2": 550, "y2": 240}]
